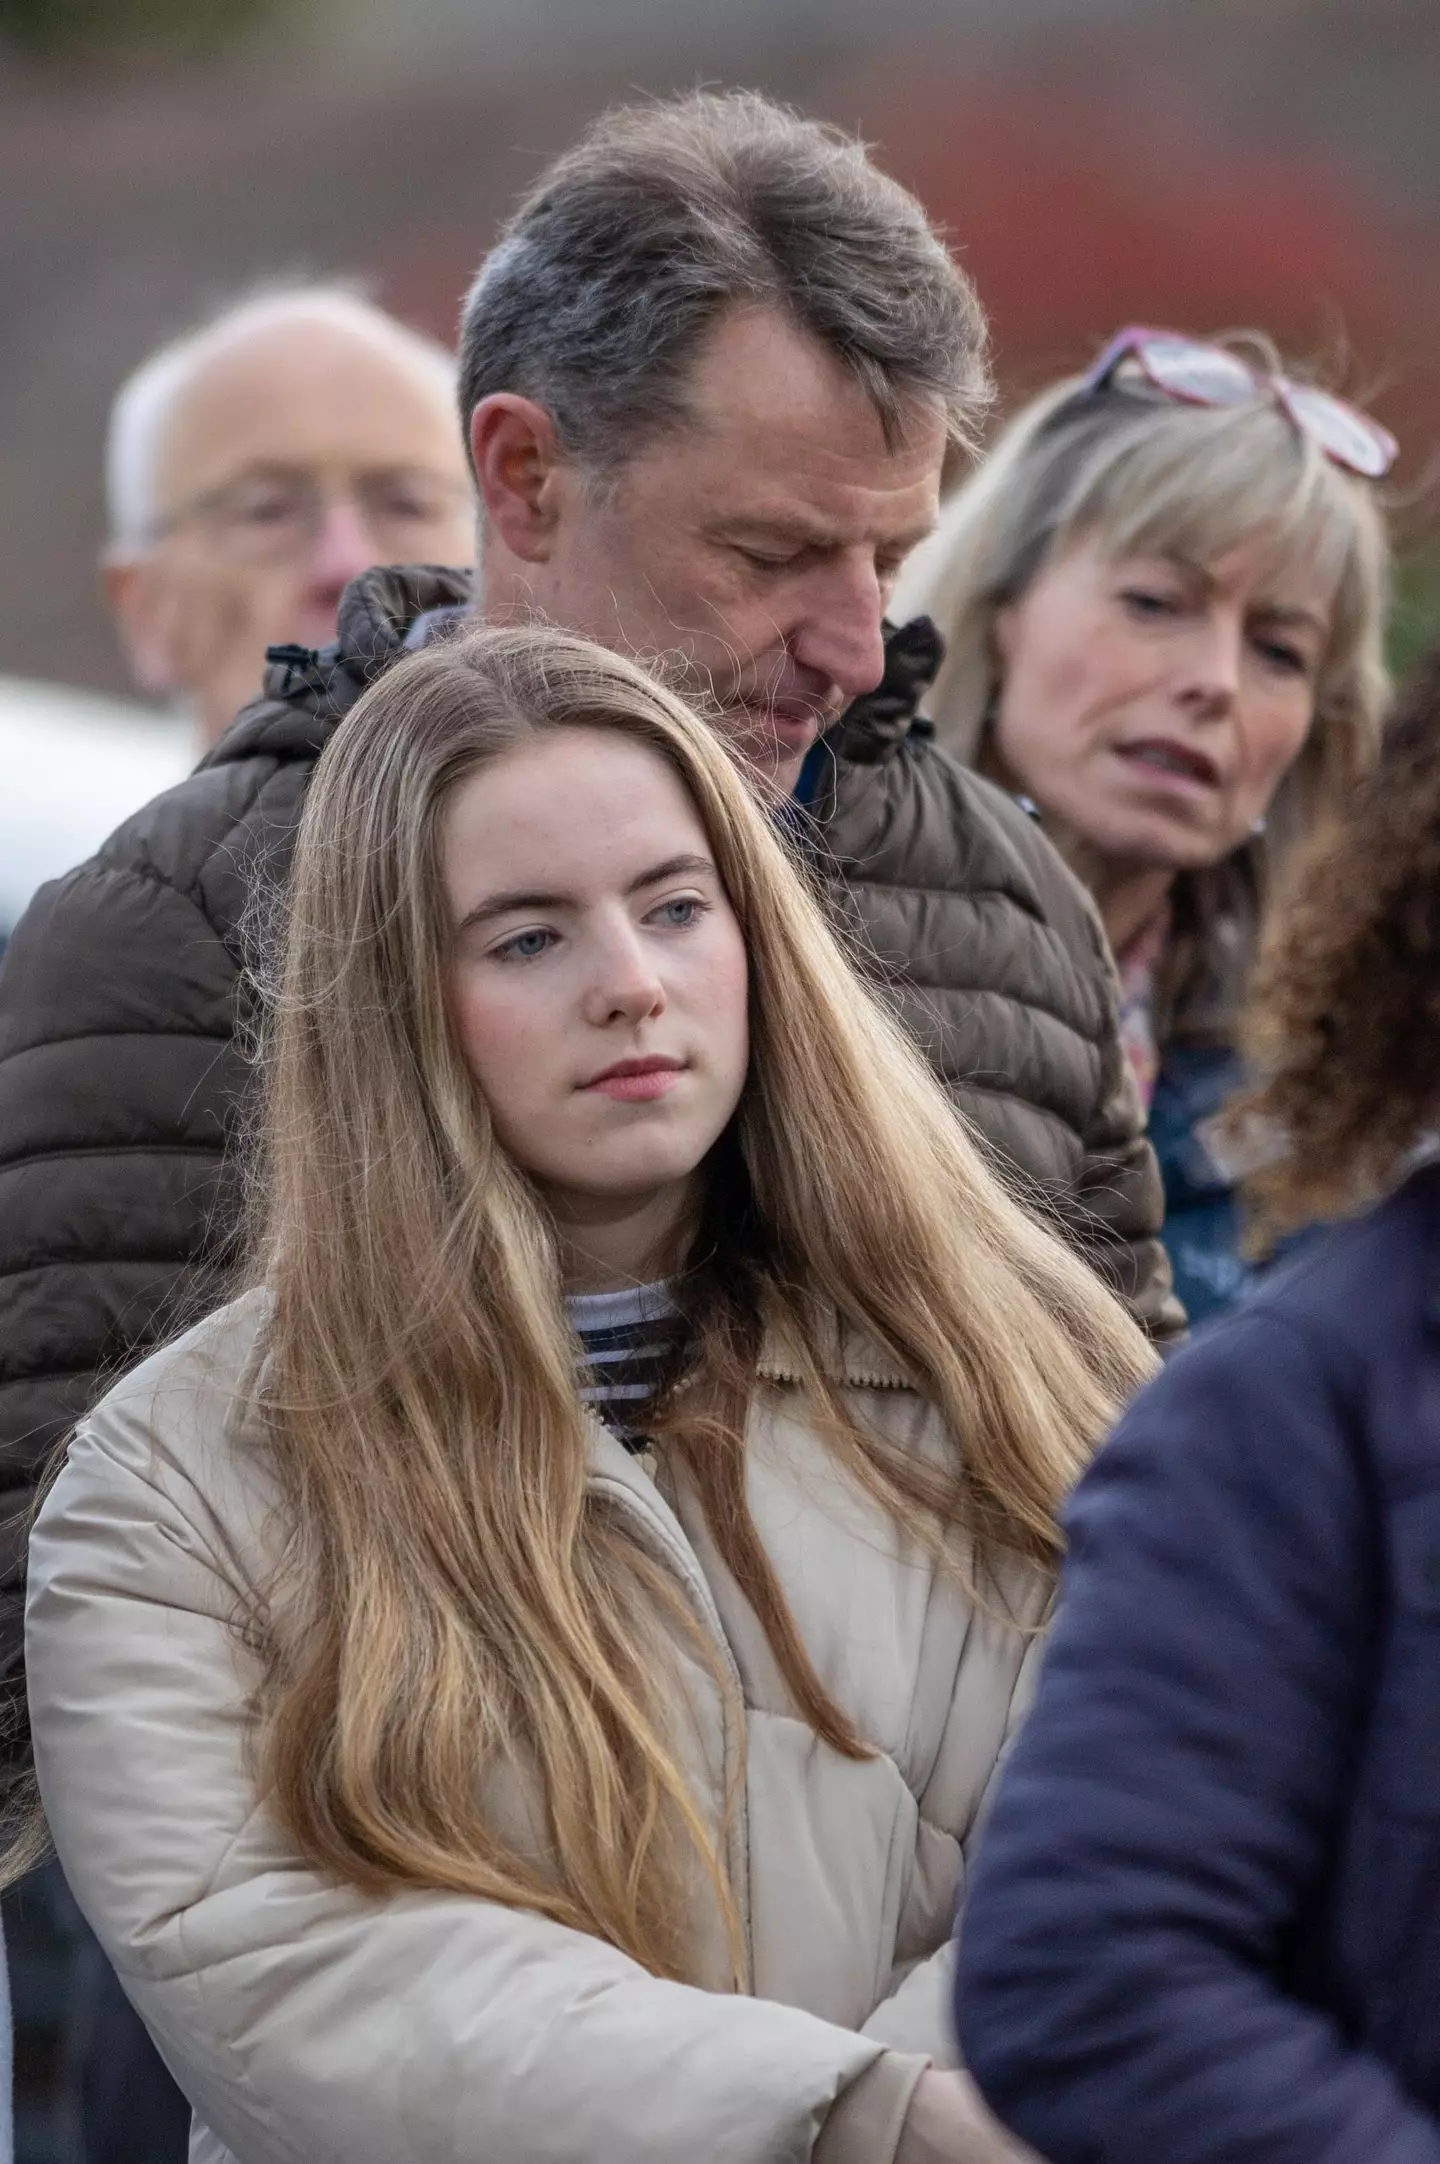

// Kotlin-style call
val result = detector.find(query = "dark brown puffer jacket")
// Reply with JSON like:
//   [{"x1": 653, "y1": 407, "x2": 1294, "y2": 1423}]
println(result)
[
  {"x1": 0, "y1": 565, "x2": 1177, "y2": 1774},
  {"x1": 817, "y1": 617, "x2": 1178, "y2": 1344}
]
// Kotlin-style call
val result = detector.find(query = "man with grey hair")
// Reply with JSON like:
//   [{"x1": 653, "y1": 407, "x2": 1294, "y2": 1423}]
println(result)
[
  {"x1": 0, "y1": 99, "x2": 1175, "y2": 2150},
  {"x1": 449, "y1": 95, "x2": 987, "y2": 790},
  {"x1": 102, "y1": 284, "x2": 473, "y2": 743}
]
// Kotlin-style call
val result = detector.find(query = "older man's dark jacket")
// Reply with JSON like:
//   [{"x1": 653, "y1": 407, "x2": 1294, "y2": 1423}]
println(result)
[{"x1": 0, "y1": 565, "x2": 1178, "y2": 1766}]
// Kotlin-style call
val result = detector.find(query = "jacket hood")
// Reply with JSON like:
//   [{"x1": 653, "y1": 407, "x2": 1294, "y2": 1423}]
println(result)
[
  {"x1": 197, "y1": 562, "x2": 476, "y2": 773},
  {"x1": 828, "y1": 616, "x2": 944, "y2": 766}
]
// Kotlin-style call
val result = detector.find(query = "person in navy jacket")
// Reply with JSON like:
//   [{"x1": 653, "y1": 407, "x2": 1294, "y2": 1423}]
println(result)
[{"x1": 955, "y1": 641, "x2": 1440, "y2": 2164}]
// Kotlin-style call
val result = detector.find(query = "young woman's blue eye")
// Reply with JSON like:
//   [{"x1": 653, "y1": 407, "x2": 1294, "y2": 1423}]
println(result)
[
  {"x1": 651, "y1": 896, "x2": 706, "y2": 929},
  {"x1": 494, "y1": 927, "x2": 554, "y2": 963}
]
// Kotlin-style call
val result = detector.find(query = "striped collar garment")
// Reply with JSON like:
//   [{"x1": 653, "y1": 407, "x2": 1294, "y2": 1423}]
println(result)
[{"x1": 566, "y1": 1281, "x2": 689, "y2": 1455}]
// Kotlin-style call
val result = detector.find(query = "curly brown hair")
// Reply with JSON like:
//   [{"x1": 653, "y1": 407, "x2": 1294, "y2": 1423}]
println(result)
[{"x1": 1235, "y1": 638, "x2": 1440, "y2": 1243}]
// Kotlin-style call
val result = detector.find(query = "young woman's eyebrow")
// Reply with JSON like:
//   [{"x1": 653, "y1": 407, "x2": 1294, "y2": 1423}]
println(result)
[
  {"x1": 455, "y1": 854, "x2": 716, "y2": 935},
  {"x1": 455, "y1": 887, "x2": 569, "y2": 935},
  {"x1": 625, "y1": 853, "x2": 715, "y2": 894}
]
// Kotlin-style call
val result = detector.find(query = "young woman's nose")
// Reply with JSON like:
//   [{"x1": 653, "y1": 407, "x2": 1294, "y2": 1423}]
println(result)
[{"x1": 581, "y1": 921, "x2": 667, "y2": 1028}]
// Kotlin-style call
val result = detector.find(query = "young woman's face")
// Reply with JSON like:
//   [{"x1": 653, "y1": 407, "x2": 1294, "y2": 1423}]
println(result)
[
  {"x1": 990, "y1": 531, "x2": 1333, "y2": 875},
  {"x1": 443, "y1": 726, "x2": 750, "y2": 1231}
]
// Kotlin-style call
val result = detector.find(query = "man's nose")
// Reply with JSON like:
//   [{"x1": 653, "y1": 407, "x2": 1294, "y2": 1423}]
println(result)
[
  {"x1": 581, "y1": 922, "x2": 667, "y2": 1029},
  {"x1": 307, "y1": 497, "x2": 381, "y2": 591},
  {"x1": 790, "y1": 561, "x2": 889, "y2": 703}
]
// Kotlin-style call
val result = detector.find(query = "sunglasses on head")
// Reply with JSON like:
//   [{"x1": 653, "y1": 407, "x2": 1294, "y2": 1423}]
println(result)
[{"x1": 1081, "y1": 325, "x2": 1397, "y2": 480}]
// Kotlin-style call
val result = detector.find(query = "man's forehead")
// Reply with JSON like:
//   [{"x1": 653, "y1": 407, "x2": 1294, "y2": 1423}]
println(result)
[
  {"x1": 681, "y1": 439, "x2": 943, "y2": 549},
  {"x1": 685, "y1": 307, "x2": 932, "y2": 434},
  {"x1": 634, "y1": 310, "x2": 945, "y2": 539},
  {"x1": 154, "y1": 319, "x2": 462, "y2": 507}
]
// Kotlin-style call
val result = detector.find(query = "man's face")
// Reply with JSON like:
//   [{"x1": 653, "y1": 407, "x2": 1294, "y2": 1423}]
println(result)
[
  {"x1": 107, "y1": 317, "x2": 474, "y2": 744},
  {"x1": 508, "y1": 310, "x2": 948, "y2": 793}
]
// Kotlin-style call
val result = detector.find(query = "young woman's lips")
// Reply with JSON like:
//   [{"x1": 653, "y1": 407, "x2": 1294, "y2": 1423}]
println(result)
[
  {"x1": 581, "y1": 1057, "x2": 685, "y2": 1103},
  {"x1": 1116, "y1": 739, "x2": 1222, "y2": 792}
]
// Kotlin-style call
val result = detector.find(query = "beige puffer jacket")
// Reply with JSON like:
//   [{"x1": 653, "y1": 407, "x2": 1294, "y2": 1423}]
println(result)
[{"x1": 27, "y1": 1292, "x2": 1050, "y2": 2164}]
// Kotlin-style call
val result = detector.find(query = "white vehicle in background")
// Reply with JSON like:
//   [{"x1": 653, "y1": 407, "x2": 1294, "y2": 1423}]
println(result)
[{"x1": 0, "y1": 676, "x2": 192, "y2": 937}]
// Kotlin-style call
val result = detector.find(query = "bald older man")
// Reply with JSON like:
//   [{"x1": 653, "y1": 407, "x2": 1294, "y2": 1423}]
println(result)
[{"x1": 102, "y1": 286, "x2": 474, "y2": 742}]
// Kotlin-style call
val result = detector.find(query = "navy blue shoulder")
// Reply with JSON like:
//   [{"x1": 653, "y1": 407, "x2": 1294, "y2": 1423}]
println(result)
[{"x1": 1237, "y1": 1163, "x2": 1440, "y2": 1357}]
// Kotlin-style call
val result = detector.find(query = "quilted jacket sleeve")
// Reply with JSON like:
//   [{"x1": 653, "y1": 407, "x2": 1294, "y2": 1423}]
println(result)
[
  {"x1": 0, "y1": 852, "x2": 250, "y2": 1780},
  {"x1": 818, "y1": 735, "x2": 1184, "y2": 1349},
  {"x1": 860, "y1": 1596, "x2": 1049, "y2": 2070},
  {"x1": 827, "y1": 624, "x2": 1183, "y2": 1347}
]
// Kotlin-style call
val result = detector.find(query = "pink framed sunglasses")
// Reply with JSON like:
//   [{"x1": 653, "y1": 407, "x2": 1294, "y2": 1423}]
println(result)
[{"x1": 1082, "y1": 325, "x2": 1398, "y2": 479}]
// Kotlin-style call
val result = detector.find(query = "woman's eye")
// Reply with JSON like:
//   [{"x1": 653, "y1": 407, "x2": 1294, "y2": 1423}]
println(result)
[
  {"x1": 1256, "y1": 637, "x2": 1309, "y2": 675},
  {"x1": 1120, "y1": 587, "x2": 1178, "y2": 619},
  {"x1": 650, "y1": 896, "x2": 706, "y2": 929},
  {"x1": 493, "y1": 927, "x2": 554, "y2": 963}
]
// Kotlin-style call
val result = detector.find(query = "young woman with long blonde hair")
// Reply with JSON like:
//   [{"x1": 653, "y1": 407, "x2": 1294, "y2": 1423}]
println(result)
[{"x1": 21, "y1": 627, "x2": 1150, "y2": 2164}]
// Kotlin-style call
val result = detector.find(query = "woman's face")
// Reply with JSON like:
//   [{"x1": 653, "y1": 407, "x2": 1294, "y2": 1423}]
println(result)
[
  {"x1": 442, "y1": 726, "x2": 750, "y2": 1237},
  {"x1": 990, "y1": 532, "x2": 1333, "y2": 875}
]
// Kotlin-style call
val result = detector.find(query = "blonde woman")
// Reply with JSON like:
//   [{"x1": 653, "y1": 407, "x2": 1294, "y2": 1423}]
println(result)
[
  {"x1": 19, "y1": 627, "x2": 1150, "y2": 2164},
  {"x1": 893, "y1": 327, "x2": 1392, "y2": 1322}
]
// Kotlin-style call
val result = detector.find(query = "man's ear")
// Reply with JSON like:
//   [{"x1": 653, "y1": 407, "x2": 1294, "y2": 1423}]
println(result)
[
  {"x1": 102, "y1": 555, "x2": 183, "y2": 696},
  {"x1": 468, "y1": 394, "x2": 568, "y2": 565}
]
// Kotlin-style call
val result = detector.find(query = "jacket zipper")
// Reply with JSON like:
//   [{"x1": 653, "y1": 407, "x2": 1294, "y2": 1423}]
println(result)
[{"x1": 585, "y1": 1418, "x2": 755, "y2": 1964}]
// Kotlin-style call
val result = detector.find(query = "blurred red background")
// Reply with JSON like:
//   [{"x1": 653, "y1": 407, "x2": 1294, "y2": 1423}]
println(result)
[{"x1": 4, "y1": 0, "x2": 1438, "y2": 693}]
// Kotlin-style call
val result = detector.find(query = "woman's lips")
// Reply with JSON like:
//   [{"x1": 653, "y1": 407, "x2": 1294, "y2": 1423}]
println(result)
[
  {"x1": 581, "y1": 1057, "x2": 685, "y2": 1103},
  {"x1": 1115, "y1": 739, "x2": 1222, "y2": 791}
]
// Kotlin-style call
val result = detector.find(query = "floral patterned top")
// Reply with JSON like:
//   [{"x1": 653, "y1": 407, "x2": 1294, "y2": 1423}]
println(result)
[{"x1": 1115, "y1": 904, "x2": 1173, "y2": 1114}]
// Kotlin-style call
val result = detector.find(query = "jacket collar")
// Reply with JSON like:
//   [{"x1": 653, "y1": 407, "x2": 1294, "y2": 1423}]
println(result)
[
  {"x1": 198, "y1": 563, "x2": 476, "y2": 772},
  {"x1": 325, "y1": 562, "x2": 475, "y2": 687},
  {"x1": 824, "y1": 615, "x2": 944, "y2": 769},
  {"x1": 756, "y1": 1319, "x2": 913, "y2": 1393},
  {"x1": 204, "y1": 582, "x2": 940, "y2": 794}
]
